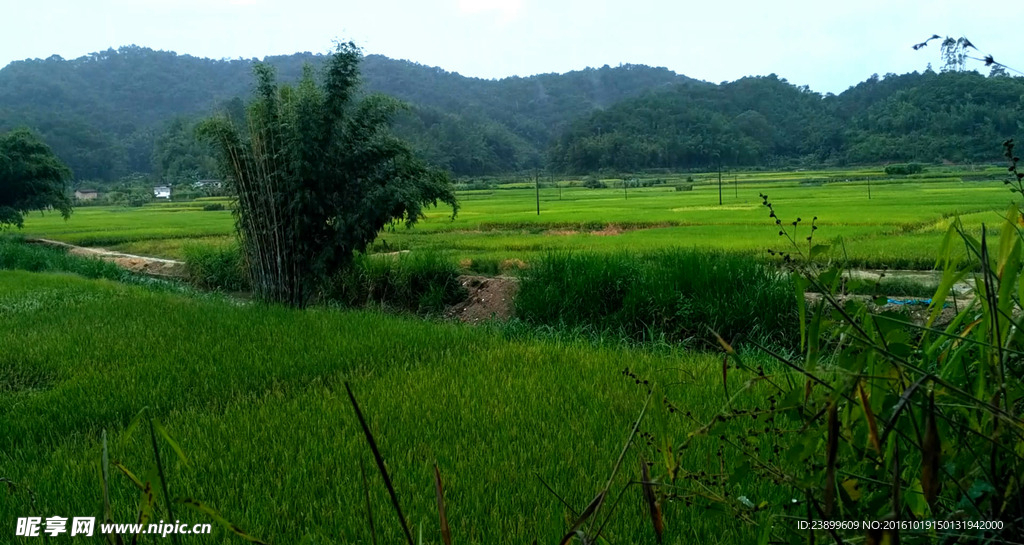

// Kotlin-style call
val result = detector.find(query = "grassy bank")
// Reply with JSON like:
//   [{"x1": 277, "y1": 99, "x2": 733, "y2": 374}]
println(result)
[
  {"x1": 0, "y1": 235, "x2": 131, "y2": 281},
  {"x1": 183, "y1": 243, "x2": 467, "y2": 314}
]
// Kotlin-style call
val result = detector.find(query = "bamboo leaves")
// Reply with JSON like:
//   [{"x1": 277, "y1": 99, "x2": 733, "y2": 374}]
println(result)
[{"x1": 199, "y1": 42, "x2": 457, "y2": 307}]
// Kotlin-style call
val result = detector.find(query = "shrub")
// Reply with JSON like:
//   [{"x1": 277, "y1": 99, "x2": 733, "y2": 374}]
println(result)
[
  {"x1": 453, "y1": 180, "x2": 493, "y2": 191},
  {"x1": 182, "y1": 243, "x2": 249, "y2": 292},
  {"x1": 675, "y1": 184, "x2": 693, "y2": 191},
  {"x1": 202, "y1": 203, "x2": 226, "y2": 211},
  {"x1": 582, "y1": 177, "x2": 606, "y2": 189},
  {"x1": 114, "y1": 193, "x2": 149, "y2": 207},
  {"x1": 463, "y1": 257, "x2": 501, "y2": 275},
  {"x1": 514, "y1": 251, "x2": 796, "y2": 346},
  {"x1": 325, "y1": 251, "x2": 466, "y2": 315},
  {"x1": 884, "y1": 162, "x2": 925, "y2": 175}
]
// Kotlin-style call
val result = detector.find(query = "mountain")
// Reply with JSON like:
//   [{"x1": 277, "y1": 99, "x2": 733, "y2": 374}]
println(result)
[
  {"x1": 548, "y1": 70, "x2": 1024, "y2": 172},
  {"x1": 0, "y1": 46, "x2": 694, "y2": 181},
  {"x1": 1, "y1": 46, "x2": 1021, "y2": 182}
]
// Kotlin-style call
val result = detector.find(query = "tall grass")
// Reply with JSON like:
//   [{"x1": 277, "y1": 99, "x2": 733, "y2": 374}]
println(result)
[
  {"x1": 0, "y1": 236, "x2": 130, "y2": 281},
  {"x1": 182, "y1": 242, "x2": 249, "y2": 292},
  {"x1": 180, "y1": 242, "x2": 466, "y2": 313},
  {"x1": 515, "y1": 251, "x2": 797, "y2": 346},
  {"x1": 0, "y1": 236, "x2": 209, "y2": 297},
  {"x1": 325, "y1": 252, "x2": 466, "y2": 315}
]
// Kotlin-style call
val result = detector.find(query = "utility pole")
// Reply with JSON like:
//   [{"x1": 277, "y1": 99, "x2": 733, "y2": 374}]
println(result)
[
  {"x1": 535, "y1": 169, "x2": 540, "y2": 215},
  {"x1": 734, "y1": 173, "x2": 738, "y2": 199},
  {"x1": 624, "y1": 178, "x2": 628, "y2": 200},
  {"x1": 867, "y1": 178, "x2": 872, "y2": 200},
  {"x1": 717, "y1": 156, "x2": 723, "y2": 206}
]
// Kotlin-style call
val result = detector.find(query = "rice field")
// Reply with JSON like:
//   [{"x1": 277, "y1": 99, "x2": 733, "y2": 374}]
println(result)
[
  {"x1": 3, "y1": 165, "x2": 1016, "y2": 543},
  {"x1": 19, "y1": 166, "x2": 1016, "y2": 269},
  {"x1": 0, "y1": 270, "x2": 778, "y2": 544}
]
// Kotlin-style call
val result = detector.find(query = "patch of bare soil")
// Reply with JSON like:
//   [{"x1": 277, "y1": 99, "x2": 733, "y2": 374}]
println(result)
[
  {"x1": 445, "y1": 275, "x2": 519, "y2": 324},
  {"x1": 28, "y1": 238, "x2": 187, "y2": 278},
  {"x1": 591, "y1": 225, "x2": 624, "y2": 236}
]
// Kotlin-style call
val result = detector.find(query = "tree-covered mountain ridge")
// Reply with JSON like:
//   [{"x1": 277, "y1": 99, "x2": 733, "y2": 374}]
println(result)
[
  {"x1": 0, "y1": 45, "x2": 697, "y2": 181},
  {"x1": 1, "y1": 45, "x2": 1019, "y2": 181}
]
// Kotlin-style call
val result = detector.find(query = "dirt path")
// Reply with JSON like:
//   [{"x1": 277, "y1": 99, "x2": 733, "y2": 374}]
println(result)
[
  {"x1": 27, "y1": 238, "x2": 518, "y2": 322},
  {"x1": 27, "y1": 238, "x2": 187, "y2": 278}
]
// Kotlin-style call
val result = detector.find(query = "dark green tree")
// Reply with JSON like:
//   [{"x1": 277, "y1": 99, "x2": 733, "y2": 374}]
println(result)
[
  {"x1": 153, "y1": 117, "x2": 217, "y2": 185},
  {"x1": 0, "y1": 128, "x2": 72, "y2": 228},
  {"x1": 199, "y1": 43, "x2": 458, "y2": 307}
]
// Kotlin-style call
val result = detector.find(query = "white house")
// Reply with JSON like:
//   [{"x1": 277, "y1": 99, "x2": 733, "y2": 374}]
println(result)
[
  {"x1": 153, "y1": 186, "x2": 172, "y2": 199},
  {"x1": 193, "y1": 179, "x2": 223, "y2": 190}
]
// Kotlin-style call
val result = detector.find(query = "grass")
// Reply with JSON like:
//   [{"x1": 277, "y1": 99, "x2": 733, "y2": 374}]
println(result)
[
  {"x1": 182, "y1": 241, "x2": 249, "y2": 292},
  {"x1": 0, "y1": 235, "x2": 131, "y2": 281},
  {"x1": 515, "y1": 251, "x2": 797, "y2": 346},
  {"x1": 180, "y1": 242, "x2": 468, "y2": 314},
  {"x1": 325, "y1": 251, "x2": 467, "y2": 314},
  {"x1": 17, "y1": 166, "x2": 1015, "y2": 269},
  {"x1": 0, "y1": 235, "x2": 216, "y2": 300},
  {"x1": 3, "y1": 165, "x2": 1009, "y2": 542},
  {"x1": 0, "y1": 270, "x2": 779, "y2": 544}
]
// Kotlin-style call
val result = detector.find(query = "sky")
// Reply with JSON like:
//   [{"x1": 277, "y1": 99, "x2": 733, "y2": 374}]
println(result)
[{"x1": 0, "y1": 0, "x2": 1017, "y2": 95}]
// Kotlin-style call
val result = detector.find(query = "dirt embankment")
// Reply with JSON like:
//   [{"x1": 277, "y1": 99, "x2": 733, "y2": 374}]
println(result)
[
  {"x1": 27, "y1": 238, "x2": 971, "y2": 326},
  {"x1": 27, "y1": 239, "x2": 187, "y2": 278},
  {"x1": 28, "y1": 238, "x2": 519, "y2": 323},
  {"x1": 444, "y1": 275, "x2": 519, "y2": 323}
]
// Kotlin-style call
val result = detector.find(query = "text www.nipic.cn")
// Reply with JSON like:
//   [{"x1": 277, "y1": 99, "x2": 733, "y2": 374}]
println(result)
[{"x1": 15, "y1": 517, "x2": 212, "y2": 538}]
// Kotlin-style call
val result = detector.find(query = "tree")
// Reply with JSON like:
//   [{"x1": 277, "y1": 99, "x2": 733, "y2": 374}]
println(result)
[
  {"x1": 153, "y1": 117, "x2": 217, "y2": 185},
  {"x1": 940, "y1": 36, "x2": 971, "y2": 72},
  {"x1": 199, "y1": 43, "x2": 458, "y2": 307},
  {"x1": 0, "y1": 128, "x2": 72, "y2": 228}
]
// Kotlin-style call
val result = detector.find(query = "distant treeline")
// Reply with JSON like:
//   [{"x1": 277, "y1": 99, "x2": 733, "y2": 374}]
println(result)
[
  {"x1": 0, "y1": 46, "x2": 1020, "y2": 183},
  {"x1": 550, "y1": 70, "x2": 1024, "y2": 172}
]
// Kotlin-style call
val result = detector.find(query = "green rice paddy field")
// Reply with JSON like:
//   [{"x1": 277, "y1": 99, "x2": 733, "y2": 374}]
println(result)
[
  {"x1": 0, "y1": 270, "x2": 778, "y2": 544},
  {"x1": 19, "y1": 167, "x2": 1018, "y2": 269},
  {"x1": 2, "y1": 166, "x2": 1016, "y2": 544}
]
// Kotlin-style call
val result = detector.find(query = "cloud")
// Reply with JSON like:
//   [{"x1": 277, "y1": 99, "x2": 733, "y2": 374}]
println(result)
[
  {"x1": 457, "y1": 0, "x2": 524, "y2": 22},
  {"x1": 116, "y1": 0, "x2": 264, "y2": 7}
]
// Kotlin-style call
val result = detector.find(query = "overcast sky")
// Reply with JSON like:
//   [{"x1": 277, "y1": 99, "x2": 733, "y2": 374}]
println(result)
[{"x1": 0, "y1": 0, "x2": 1016, "y2": 94}]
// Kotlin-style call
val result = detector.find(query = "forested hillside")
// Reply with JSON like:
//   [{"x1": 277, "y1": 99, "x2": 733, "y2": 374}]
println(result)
[
  {"x1": 0, "y1": 46, "x2": 691, "y2": 182},
  {"x1": 1, "y1": 46, "x2": 1021, "y2": 182},
  {"x1": 549, "y1": 70, "x2": 1024, "y2": 172}
]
